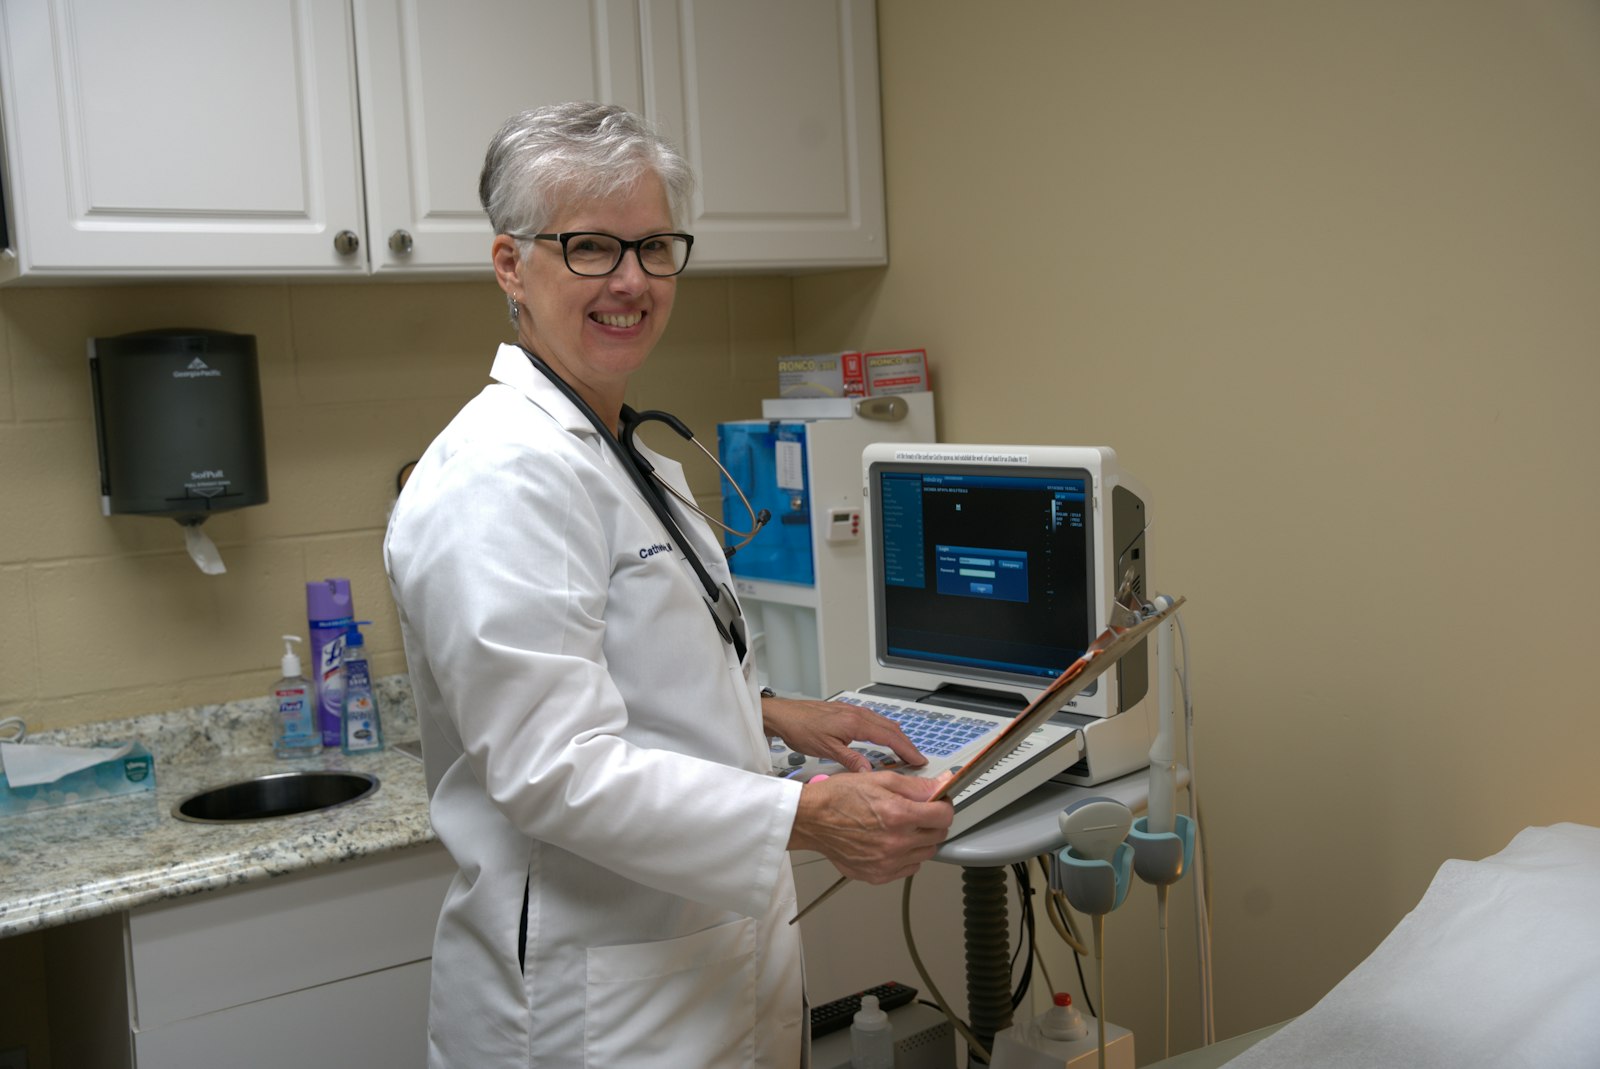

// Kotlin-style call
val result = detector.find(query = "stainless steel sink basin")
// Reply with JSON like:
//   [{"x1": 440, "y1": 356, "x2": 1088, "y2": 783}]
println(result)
[{"x1": 172, "y1": 770, "x2": 380, "y2": 824}]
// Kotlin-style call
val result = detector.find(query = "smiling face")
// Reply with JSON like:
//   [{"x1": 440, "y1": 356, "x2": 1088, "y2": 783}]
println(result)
[{"x1": 493, "y1": 174, "x2": 678, "y2": 426}]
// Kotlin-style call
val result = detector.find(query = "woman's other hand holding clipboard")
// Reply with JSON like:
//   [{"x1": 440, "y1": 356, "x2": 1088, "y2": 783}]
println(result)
[{"x1": 788, "y1": 770, "x2": 957, "y2": 885}]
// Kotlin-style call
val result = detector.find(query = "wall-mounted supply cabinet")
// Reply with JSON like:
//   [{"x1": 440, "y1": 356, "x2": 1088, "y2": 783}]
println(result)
[
  {"x1": 0, "y1": 0, "x2": 885, "y2": 282},
  {"x1": 720, "y1": 391, "x2": 936, "y2": 700}
]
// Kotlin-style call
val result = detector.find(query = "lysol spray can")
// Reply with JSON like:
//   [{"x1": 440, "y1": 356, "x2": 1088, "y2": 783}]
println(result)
[{"x1": 306, "y1": 579, "x2": 354, "y2": 748}]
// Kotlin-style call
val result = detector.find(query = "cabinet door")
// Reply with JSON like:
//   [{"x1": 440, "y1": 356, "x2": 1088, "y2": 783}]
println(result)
[
  {"x1": 641, "y1": 0, "x2": 887, "y2": 272},
  {"x1": 129, "y1": 845, "x2": 453, "y2": 1030},
  {"x1": 354, "y1": 0, "x2": 644, "y2": 275},
  {"x1": 133, "y1": 959, "x2": 431, "y2": 1069},
  {"x1": 0, "y1": 0, "x2": 367, "y2": 278}
]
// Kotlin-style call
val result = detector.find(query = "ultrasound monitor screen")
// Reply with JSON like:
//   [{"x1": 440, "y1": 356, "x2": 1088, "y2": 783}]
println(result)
[{"x1": 874, "y1": 465, "x2": 1095, "y2": 686}]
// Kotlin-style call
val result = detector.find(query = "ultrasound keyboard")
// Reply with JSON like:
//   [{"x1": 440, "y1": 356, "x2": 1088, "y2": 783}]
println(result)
[
  {"x1": 832, "y1": 695, "x2": 998, "y2": 763},
  {"x1": 825, "y1": 690, "x2": 1083, "y2": 834}
]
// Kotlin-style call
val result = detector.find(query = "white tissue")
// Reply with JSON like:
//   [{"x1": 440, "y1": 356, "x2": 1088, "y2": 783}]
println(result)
[
  {"x1": 1, "y1": 740, "x2": 136, "y2": 787},
  {"x1": 1223, "y1": 823, "x2": 1600, "y2": 1069},
  {"x1": 184, "y1": 523, "x2": 226, "y2": 574}
]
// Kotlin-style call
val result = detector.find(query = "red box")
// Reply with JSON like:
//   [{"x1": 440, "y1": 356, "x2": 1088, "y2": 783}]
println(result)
[{"x1": 840, "y1": 351, "x2": 866, "y2": 397}]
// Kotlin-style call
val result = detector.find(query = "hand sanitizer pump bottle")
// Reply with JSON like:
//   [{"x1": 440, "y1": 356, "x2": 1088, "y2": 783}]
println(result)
[
  {"x1": 849, "y1": 994, "x2": 894, "y2": 1068},
  {"x1": 339, "y1": 622, "x2": 385, "y2": 754},
  {"x1": 272, "y1": 635, "x2": 321, "y2": 758}
]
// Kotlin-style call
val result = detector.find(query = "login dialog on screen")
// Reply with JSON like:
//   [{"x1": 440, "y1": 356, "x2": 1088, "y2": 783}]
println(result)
[{"x1": 934, "y1": 545, "x2": 1028, "y2": 601}]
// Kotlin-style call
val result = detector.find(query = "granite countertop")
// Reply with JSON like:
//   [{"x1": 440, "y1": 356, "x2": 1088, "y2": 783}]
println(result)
[{"x1": 0, "y1": 676, "x2": 435, "y2": 939}]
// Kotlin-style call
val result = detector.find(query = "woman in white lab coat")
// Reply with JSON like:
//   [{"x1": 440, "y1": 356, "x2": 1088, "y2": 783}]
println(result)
[{"x1": 384, "y1": 102, "x2": 954, "y2": 1068}]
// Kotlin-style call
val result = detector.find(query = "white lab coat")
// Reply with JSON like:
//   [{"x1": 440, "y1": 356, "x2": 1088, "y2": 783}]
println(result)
[{"x1": 385, "y1": 344, "x2": 806, "y2": 1067}]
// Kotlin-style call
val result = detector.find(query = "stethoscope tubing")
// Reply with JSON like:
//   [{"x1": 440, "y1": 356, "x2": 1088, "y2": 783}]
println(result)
[
  {"x1": 517, "y1": 345, "x2": 751, "y2": 656},
  {"x1": 621, "y1": 410, "x2": 770, "y2": 557}
]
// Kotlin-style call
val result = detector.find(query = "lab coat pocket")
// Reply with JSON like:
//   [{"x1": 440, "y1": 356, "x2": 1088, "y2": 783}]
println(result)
[{"x1": 584, "y1": 915, "x2": 758, "y2": 1068}]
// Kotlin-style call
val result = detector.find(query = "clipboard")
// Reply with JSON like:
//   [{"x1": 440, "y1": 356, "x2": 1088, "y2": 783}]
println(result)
[
  {"x1": 791, "y1": 594, "x2": 1186, "y2": 924},
  {"x1": 927, "y1": 594, "x2": 1185, "y2": 802}
]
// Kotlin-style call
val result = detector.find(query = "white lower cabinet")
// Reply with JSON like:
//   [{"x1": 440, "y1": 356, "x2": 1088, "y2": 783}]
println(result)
[
  {"x1": 134, "y1": 959, "x2": 433, "y2": 1067},
  {"x1": 47, "y1": 844, "x2": 453, "y2": 1069}
]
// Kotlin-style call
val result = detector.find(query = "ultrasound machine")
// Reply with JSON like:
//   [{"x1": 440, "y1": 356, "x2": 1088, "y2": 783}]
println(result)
[{"x1": 789, "y1": 443, "x2": 1160, "y2": 836}]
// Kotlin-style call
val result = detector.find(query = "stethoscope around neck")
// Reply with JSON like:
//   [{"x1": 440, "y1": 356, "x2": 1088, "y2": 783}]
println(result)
[{"x1": 519, "y1": 345, "x2": 770, "y2": 659}]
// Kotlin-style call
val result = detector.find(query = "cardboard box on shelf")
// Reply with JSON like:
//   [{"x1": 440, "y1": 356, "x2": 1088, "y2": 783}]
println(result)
[
  {"x1": 776, "y1": 348, "x2": 930, "y2": 399},
  {"x1": 862, "y1": 349, "x2": 928, "y2": 395},
  {"x1": 777, "y1": 351, "x2": 861, "y2": 398}
]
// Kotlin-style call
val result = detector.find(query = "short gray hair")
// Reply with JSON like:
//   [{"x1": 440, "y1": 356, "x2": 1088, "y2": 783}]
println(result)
[{"x1": 478, "y1": 102, "x2": 695, "y2": 242}]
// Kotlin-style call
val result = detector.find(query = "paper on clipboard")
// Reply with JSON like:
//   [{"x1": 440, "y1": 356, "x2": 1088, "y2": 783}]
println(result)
[{"x1": 930, "y1": 594, "x2": 1186, "y2": 803}]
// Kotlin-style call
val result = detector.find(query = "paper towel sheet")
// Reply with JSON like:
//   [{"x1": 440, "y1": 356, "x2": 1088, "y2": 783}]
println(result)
[
  {"x1": 184, "y1": 523, "x2": 226, "y2": 574},
  {"x1": 0, "y1": 741, "x2": 136, "y2": 787},
  {"x1": 1223, "y1": 823, "x2": 1600, "y2": 1069}
]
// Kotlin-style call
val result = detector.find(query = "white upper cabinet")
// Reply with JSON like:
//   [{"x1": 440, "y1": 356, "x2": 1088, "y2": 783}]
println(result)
[
  {"x1": 0, "y1": 0, "x2": 367, "y2": 278},
  {"x1": 354, "y1": 0, "x2": 643, "y2": 275},
  {"x1": 641, "y1": 0, "x2": 886, "y2": 272},
  {"x1": 0, "y1": 0, "x2": 885, "y2": 280}
]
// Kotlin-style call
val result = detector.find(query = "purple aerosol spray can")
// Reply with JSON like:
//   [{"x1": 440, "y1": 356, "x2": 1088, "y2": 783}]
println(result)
[{"x1": 306, "y1": 579, "x2": 354, "y2": 748}]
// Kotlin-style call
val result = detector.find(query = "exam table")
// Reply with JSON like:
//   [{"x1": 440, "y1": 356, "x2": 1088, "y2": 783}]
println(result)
[{"x1": 1157, "y1": 822, "x2": 1600, "y2": 1068}]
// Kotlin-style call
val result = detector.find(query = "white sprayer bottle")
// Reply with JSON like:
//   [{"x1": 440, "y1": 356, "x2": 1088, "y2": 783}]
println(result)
[
  {"x1": 273, "y1": 635, "x2": 321, "y2": 758},
  {"x1": 849, "y1": 994, "x2": 895, "y2": 1068}
]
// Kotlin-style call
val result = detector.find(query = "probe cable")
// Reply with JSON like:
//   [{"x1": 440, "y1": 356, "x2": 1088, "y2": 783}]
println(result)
[
  {"x1": 1175, "y1": 611, "x2": 1216, "y2": 1044},
  {"x1": 1010, "y1": 862, "x2": 1038, "y2": 1010},
  {"x1": 1035, "y1": 855, "x2": 1096, "y2": 1018},
  {"x1": 1017, "y1": 862, "x2": 1057, "y2": 999},
  {"x1": 900, "y1": 871, "x2": 990, "y2": 1064}
]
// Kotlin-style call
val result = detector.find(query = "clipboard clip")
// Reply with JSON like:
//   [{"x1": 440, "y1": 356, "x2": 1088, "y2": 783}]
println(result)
[{"x1": 1108, "y1": 567, "x2": 1145, "y2": 629}]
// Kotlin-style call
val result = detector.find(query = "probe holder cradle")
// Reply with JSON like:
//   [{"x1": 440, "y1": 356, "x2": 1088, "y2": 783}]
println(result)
[
  {"x1": 1052, "y1": 841, "x2": 1134, "y2": 916},
  {"x1": 1127, "y1": 814, "x2": 1196, "y2": 888}
]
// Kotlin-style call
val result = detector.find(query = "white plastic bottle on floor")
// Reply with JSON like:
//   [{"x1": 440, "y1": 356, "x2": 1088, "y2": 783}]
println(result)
[
  {"x1": 1038, "y1": 992, "x2": 1089, "y2": 1041},
  {"x1": 849, "y1": 994, "x2": 895, "y2": 1068}
]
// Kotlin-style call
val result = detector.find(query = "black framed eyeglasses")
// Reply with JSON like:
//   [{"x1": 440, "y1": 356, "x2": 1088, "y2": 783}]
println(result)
[{"x1": 516, "y1": 231, "x2": 695, "y2": 278}]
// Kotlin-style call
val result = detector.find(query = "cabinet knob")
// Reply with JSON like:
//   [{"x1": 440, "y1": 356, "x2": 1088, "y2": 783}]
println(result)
[
  {"x1": 388, "y1": 230, "x2": 415, "y2": 255},
  {"x1": 333, "y1": 230, "x2": 361, "y2": 256}
]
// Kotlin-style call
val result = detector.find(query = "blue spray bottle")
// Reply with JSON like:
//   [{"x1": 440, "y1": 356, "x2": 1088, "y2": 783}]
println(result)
[{"x1": 340, "y1": 621, "x2": 385, "y2": 754}]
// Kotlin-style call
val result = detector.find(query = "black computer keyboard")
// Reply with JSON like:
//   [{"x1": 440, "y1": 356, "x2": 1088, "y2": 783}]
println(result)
[{"x1": 810, "y1": 980, "x2": 918, "y2": 1038}]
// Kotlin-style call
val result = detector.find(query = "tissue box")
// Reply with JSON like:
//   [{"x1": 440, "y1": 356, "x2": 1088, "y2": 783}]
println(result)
[{"x1": 0, "y1": 742, "x2": 156, "y2": 816}]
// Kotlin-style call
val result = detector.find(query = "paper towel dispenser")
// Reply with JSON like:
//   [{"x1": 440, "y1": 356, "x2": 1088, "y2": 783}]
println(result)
[{"x1": 89, "y1": 328, "x2": 268, "y2": 526}]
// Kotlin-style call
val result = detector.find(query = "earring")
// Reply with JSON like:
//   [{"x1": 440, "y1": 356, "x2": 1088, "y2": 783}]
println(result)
[{"x1": 507, "y1": 294, "x2": 520, "y2": 321}]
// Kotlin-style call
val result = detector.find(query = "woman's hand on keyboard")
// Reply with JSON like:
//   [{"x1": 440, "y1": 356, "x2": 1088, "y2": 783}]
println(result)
[
  {"x1": 788, "y1": 770, "x2": 956, "y2": 882},
  {"x1": 760, "y1": 696, "x2": 927, "y2": 773}
]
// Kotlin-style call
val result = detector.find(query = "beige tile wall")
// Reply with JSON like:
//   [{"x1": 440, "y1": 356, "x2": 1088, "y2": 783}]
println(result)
[{"x1": 0, "y1": 276, "x2": 794, "y2": 732}]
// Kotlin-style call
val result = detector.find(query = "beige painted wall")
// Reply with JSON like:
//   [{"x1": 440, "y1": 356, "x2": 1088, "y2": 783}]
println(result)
[
  {"x1": 0, "y1": 275, "x2": 793, "y2": 731},
  {"x1": 794, "y1": 0, "x2": 1600, "y2": 1058}
]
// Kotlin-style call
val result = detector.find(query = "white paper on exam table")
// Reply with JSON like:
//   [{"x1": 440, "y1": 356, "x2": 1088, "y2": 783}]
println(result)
[{"x1": 1221, "y1": 822, "x2": 1600, "y2": 1069}]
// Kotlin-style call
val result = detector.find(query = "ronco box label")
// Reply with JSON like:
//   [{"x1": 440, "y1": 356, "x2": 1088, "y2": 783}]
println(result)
[
  {"x1": 862, "y1": 349, "x2": 928, "y2": 395},
  {"x1": 777, "y1": 352, "x2": 864, "y2": 398}
]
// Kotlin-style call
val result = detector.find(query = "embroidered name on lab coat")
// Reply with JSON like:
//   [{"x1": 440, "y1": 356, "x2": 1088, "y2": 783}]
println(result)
[{"x1": 638, "y1": 542, "x2": 673, "y2": 559}]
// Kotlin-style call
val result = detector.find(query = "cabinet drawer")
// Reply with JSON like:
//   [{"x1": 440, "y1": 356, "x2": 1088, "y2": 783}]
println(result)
[
  {"x1": 134, "y1": 958, "x2": 431, "y2": 1069},
  {"x1": 129, "y1": 844, "x2": 452, "y2": 1029}
]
